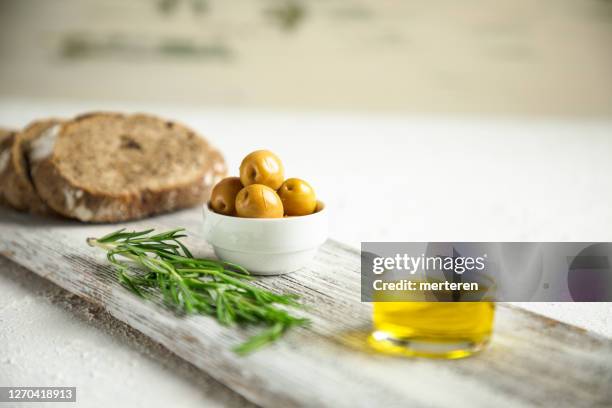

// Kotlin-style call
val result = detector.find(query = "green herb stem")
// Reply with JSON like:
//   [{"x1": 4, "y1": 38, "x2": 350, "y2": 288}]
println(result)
[{"x1": 87, "y1": 228, "x2": 309, "y2": 355}]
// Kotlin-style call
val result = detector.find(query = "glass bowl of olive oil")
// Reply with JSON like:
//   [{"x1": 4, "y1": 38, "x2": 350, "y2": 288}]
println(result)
[{"x1": 369, "y1": 300, "x2": 495, "y2": 359}]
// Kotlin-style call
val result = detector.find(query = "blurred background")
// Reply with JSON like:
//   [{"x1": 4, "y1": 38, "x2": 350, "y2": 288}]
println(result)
[{"x1": 1, "y1": 0, "x2": 611, "y2": 117}]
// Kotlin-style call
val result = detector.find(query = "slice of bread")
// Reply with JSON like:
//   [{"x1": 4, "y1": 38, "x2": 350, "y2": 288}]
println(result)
[
  {"x1": 29, "y1": 112, "x2": 226, "y2": 222},
  {"x1": 3, "y1": 119, "x2": 61, "y2": 214},
  {"x1": 0, "y1": 128, "x2": 16, "y2": 205}
]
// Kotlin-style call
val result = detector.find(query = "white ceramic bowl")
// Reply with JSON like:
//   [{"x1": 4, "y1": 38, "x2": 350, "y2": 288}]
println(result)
[{"x1": 202, "y1": 202, "x2": 328, "y2": 275}]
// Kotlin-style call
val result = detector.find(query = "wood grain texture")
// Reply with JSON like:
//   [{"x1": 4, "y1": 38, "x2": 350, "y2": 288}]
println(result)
[{"x1": 1, "y1": 207, "x2": 611, "y2": 408}]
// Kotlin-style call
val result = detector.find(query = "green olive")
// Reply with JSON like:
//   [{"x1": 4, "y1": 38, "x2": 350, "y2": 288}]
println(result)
[
  {"x1": 210, "y1": 177, "x2": 243, "y2": 215},
  {"x1": 239, "y1": 150, "x2": 284, "y2": 190},
  {"x1": 277, "y1": 178, "x2": 317, "y2": 216},
  {"x1": 235, "y1": 184, "x2": 284, "y2": 218}
]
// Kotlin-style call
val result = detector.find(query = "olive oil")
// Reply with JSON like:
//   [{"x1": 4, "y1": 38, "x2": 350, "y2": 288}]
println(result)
[{"x1": 369, "y1": 302, "x2": 495, "y2": 359}]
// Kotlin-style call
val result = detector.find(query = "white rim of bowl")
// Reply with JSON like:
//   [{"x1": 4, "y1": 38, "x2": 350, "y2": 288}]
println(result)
[{"x1": 204, "y1": 201, "x2": 326, "y2": 222}]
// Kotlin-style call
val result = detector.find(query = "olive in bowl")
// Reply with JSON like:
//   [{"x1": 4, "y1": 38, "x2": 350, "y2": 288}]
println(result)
[
  {"x1": 278, "y1": 178, "x2": 317, "y2": 216},
  {"x1": 210, "y1": 177, "x2": 243, "y2": 216},
  {"x1": 235, "y1": 184, "x2": 284, "y2": 218},
  {"x1": 239, "y1": 150, "x2": 285, "y2": 190}
]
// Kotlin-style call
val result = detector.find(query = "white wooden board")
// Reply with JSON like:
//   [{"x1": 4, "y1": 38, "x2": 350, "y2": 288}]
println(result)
[{"x1": 1, "y1": 207, "x2": 611, "y2": 408}]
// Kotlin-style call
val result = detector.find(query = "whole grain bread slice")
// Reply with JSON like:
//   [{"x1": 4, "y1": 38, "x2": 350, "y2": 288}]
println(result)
[
  {"x1": 0, "y1": 128, "x2": 16, "y2": 206},
  {"x1": 3, "y1": 119, "x2": 62, "y2": 214},
  {"x1": 29, "y1": 112, "x2": 226, "y2": 222}
]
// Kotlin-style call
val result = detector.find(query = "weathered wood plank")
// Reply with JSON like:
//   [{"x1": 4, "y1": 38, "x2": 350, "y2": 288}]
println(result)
[{"x1": 1, "y1": 207, "x2": 611, "y2": 408}]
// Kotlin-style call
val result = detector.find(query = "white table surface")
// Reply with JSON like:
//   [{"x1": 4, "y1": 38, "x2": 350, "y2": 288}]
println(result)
[{"x1": 1, "y1": 98, "x2": 611, "y2": 407}]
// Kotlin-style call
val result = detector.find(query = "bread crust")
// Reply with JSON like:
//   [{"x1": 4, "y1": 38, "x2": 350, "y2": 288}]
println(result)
[
  {"x1": 30, "y1": 112, "x2": 226, "y2": 222},
  {"x1": 0, "y1": 128, "x2": 16, "y2": 206},
  {"x1": 4, "y1": 119, "x2": 61, "y2": 214}
]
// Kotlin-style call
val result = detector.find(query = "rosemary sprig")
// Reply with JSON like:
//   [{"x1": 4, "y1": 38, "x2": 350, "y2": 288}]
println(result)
[{"x1": 87, "y1": 228, "x2": 309, "y2": 355}]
